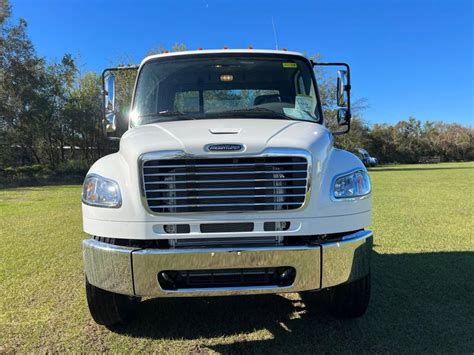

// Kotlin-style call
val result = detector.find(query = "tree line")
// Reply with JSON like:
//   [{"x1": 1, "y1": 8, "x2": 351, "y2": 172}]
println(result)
[
  {"x1": 1, "y1": 1, "x2": 472, "y2": 177},
  {"x1": 336, "y1": 117, "x2": 473, "y2": 163}
]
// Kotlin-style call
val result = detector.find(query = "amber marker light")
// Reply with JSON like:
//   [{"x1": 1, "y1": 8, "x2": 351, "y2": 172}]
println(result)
[{"x1": 220, "y1": 74, "x2": 234, "y2": 81}]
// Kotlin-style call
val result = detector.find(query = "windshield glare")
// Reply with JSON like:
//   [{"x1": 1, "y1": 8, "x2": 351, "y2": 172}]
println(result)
[{"x1": 131, "y1": 55, "x2": 320, "y2": 126}]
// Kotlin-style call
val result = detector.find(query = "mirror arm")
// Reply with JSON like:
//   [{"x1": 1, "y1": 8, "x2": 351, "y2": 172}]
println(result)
[
  {"x1": 332, "y1": 119, "x2": 351, "y2": 136},
  {"x1": 101, "y1": 65, "x2": 139, "y2": 79}
]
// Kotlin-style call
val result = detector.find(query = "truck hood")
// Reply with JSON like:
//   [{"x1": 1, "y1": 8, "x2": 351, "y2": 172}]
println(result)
[
  {"x1": 86, "y1": 118, "x2": 371, "y2": 227},
  {"x1": 119, "y1": 118, "x2": 332, "y2": 162}
]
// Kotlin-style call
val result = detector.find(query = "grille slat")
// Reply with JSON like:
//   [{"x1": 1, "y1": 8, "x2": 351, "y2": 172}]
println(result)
[
  {"x1": 146, "y1": 186, "x2": 306, "y2": 193},
  {"x1": 145, "y1": 177, "x2": 307, "y2": 184},
  {"x1": 142, "y1": 155, "x2": 309, "y2": 213},
  {"x1": 147, "y1": 194, "x2": 306, "y2": 200},
  {"x1": 144, "y1": 161, "x2": 308, "y2": 169},
  {"x1": 143, "y1": 169, "x2": 308, "y2": 176}
]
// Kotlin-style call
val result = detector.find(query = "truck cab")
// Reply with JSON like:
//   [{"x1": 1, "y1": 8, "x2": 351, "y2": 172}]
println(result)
[{"x1": 82, "y1": 49, "x2": 373, "y2": 326}]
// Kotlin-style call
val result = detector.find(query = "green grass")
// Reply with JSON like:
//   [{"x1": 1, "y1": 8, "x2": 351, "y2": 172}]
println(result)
[{"x1": 1, "y1": 162, "x2": 473, "y2": 353}]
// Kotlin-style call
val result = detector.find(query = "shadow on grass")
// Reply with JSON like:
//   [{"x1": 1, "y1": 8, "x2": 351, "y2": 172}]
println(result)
[{"x1": 112, "y1": 251, "x2": 474, "y2": 353}]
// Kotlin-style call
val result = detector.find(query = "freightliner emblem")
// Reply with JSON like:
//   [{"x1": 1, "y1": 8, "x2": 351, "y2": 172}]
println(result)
[{"x1": 206, "y1": 144, "x2": 244, "y2": 152}]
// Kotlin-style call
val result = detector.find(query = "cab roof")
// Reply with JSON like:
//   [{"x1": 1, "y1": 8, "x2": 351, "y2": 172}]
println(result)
[{"x1": 140, "y1": 49, "x2": 307, "y2": 67}]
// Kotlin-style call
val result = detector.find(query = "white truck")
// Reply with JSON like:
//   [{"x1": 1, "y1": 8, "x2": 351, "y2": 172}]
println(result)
[{"x1": 82, "y1": 49, "x2": 372, "y2": 326}]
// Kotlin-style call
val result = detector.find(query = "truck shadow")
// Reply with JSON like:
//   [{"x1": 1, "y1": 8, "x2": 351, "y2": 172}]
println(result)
[{"x1": 112, "y1": 251, "x2": 473, "y2": 353}]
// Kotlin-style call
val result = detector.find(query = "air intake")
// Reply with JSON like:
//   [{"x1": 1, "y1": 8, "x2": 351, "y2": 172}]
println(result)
[{"x1": 158, "y1": 267, "x2": 296, "y2": 290}]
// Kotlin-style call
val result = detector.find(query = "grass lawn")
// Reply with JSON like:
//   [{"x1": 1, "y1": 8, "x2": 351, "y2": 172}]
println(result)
[{"x1": 1, "y1": 162, "x2": 473, "y2": 353}]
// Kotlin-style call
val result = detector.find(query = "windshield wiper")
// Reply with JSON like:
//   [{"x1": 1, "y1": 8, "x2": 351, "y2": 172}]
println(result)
[
  {"x1": 139, "y1": 108, "x2": 316, "y2": 123},
  {"x1": 138, "y1": 111, "x2": 202, "y2": 122},
  {"x1": 204, "y1": 107, "x2": 295, "y2": 120}
]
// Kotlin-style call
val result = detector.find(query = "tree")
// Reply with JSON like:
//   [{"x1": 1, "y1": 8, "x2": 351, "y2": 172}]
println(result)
[
  {"x1": 38, "y1": 54, "x2": 78, "y2": 165},
  {"x1": 63, "y1": 72, "x2": 105, "y2": 162},
  {"x1": 0, "y1": 14, "x2": 46, "y2": 165},
  {"x1": 0, "y1": 0, "x2": 11, "y2": 25}
]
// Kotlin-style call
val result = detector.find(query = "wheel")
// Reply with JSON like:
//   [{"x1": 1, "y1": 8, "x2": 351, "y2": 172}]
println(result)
[
  {"x1": 85, "y1": 278, "x2": 140, "y2": 326},
  {"x1": 323, "y1": 273, "x2": 371, "y2": 318}
]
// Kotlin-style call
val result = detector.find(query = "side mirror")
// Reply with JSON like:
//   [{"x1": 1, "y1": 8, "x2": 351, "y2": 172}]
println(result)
[
  {"x1": 101, "y1": 66, "x2": 138, "y2": 140},
  {"x1": 337, "y1": 107, "x2": 350, "y2": 125},
  {"x1": 335, "y1": 68, "x2": 351, "y2": 130},
  {"x1": 104, "y1": 72, "x2": 117, "y2": 134},
  {"x1": 336, "y1": 70, "x2": 349, "y2": 107},
  {"x1": 312, "y1": 62, "x2": 352, "y2": 134},
  {"x1": 105, "y1": 112, "x2": 117, "y2": 133}
]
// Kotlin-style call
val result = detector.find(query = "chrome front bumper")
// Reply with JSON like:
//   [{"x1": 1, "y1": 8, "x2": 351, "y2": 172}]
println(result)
[{"x1": 83, "y1": 230, "x2": 372, "y2": 297}]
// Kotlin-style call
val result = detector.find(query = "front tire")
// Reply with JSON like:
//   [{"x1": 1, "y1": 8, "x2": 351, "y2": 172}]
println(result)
[
  {"x1": 85, "y1": 278, "x2": 140, "y2": 326},
  {"x1": 323, "y1": 273, "x2": 371, "y2": 318}
]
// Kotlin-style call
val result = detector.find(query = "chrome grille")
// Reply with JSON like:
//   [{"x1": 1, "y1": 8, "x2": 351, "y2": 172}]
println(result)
[{"x1": 142, "y1": 155, "x2": 309, "y2": 213}]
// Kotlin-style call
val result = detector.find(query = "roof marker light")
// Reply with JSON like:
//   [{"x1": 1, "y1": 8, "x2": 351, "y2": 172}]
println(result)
[{"x1": 220, "y1": 74, "x2": 234, "y2": 82}]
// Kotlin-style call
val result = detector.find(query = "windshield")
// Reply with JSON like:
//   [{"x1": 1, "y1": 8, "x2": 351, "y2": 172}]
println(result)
[{"x1": 131, "y1": 54, "x2": 320, "y2": 126}]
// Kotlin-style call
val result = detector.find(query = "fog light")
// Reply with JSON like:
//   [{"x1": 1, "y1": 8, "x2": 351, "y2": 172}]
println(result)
[{"x1": 277, "y1": 267, "x2": 296, "y2": 286}]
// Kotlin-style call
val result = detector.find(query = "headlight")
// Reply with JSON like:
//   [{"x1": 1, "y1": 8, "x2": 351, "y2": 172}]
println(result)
[
  {"x1": 333, "y1": 170, "x2": 371, "y2": 199},
  {"x1": 82, "y1": 174, "x2": 122, "y2": 208}
]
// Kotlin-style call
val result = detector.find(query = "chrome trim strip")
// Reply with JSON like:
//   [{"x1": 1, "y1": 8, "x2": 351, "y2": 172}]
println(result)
[
  {"x1": 341, "y1": 229, "x2": 370, "y2": 241},
  {"x1": 144, "y1": 162, "x2": 308, "y2": 168},
  {"x1": 145, "y1": 178, "x2": 307, "y2": 184},
  {"x1": 138, "y1": 148, "x2": 313, "y2": 215},
  {"x1": 146, "y1": 186, "x2": 307, "y2": 193},
  {"x1": 147, "y1": 193, "x2": 306, "y2": 200}
]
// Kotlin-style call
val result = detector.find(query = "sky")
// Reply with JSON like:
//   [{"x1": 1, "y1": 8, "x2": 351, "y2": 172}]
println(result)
[{"x1": 10, "y1": 0, "x2": 474, "y2": 126}]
